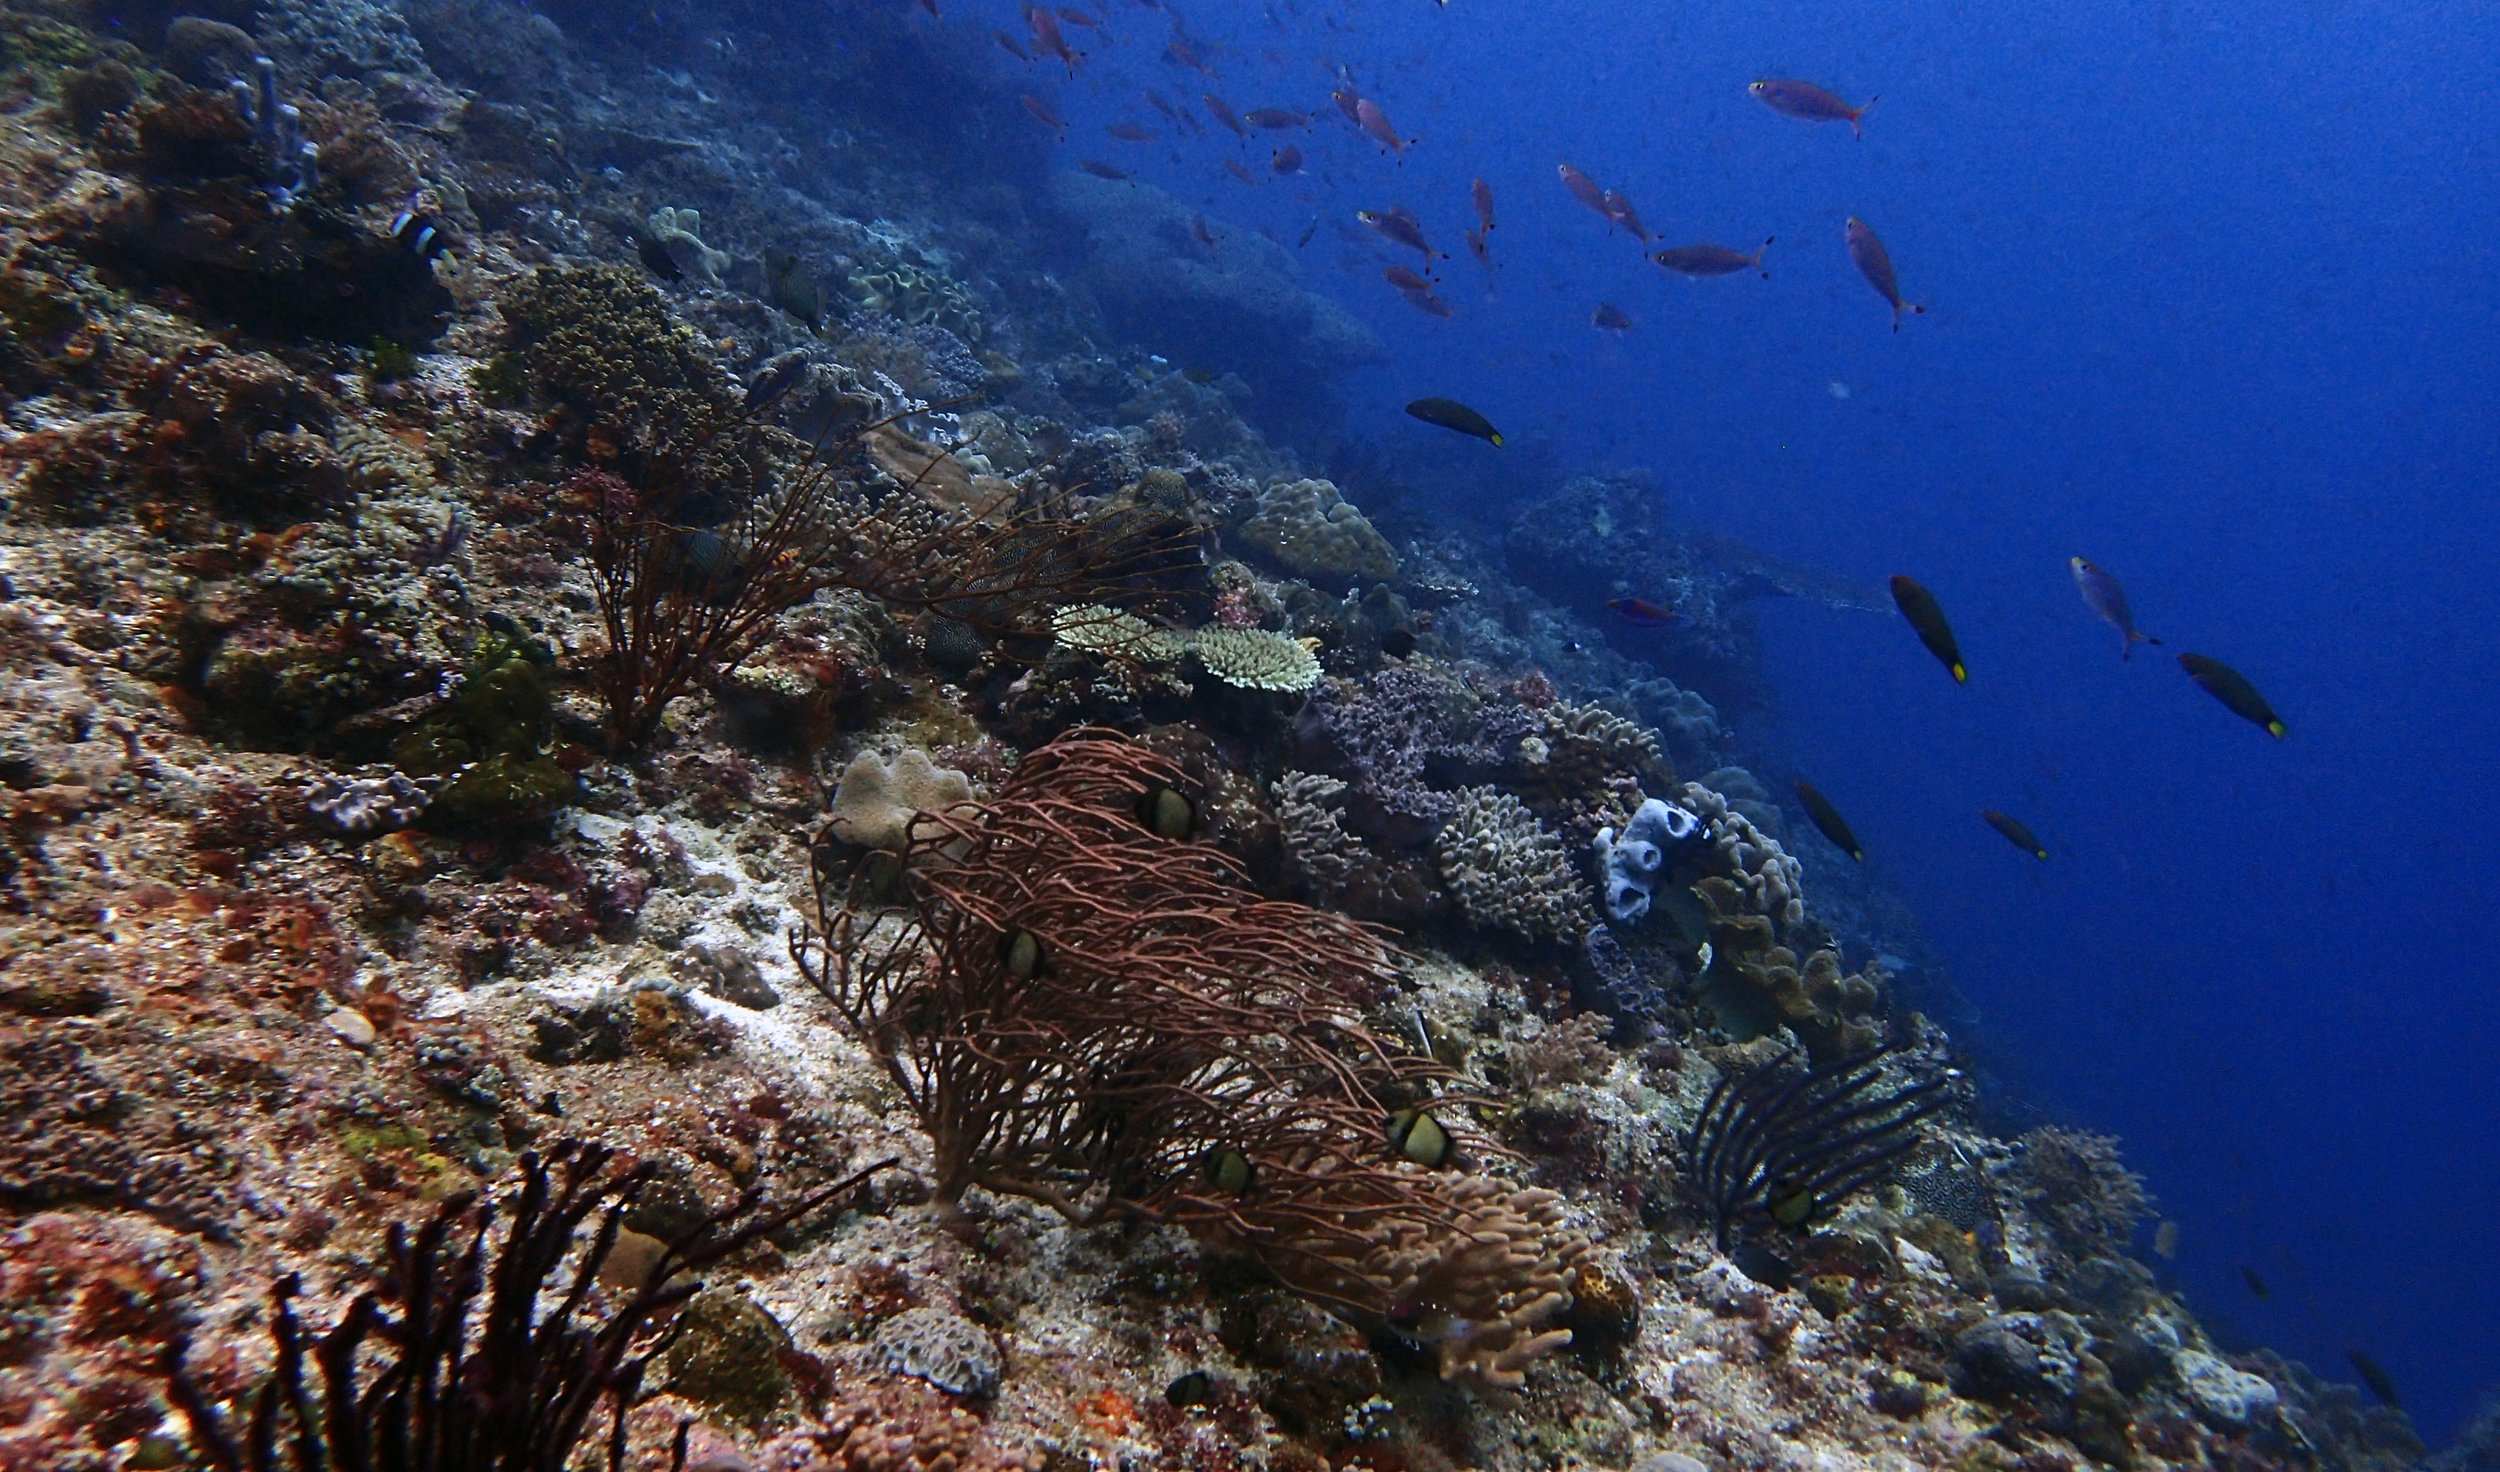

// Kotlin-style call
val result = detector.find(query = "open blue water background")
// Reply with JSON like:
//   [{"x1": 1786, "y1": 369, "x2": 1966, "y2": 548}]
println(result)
[{"x1": 954, "y1": 0, "x2": 2499, "y2": 1439}]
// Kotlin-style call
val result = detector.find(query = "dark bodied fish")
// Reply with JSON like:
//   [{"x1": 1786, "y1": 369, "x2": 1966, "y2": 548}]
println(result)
[
  {"x1": 2241, "y1": 1265, "x2": 2271, "y2": 1298},
  {"x1": 1245, "y1": 107, "x2": 1307, "y2": 129},
  {"x1": 1027, "y1": 4, "x2": 1080, "y2": 70},
  {"x1": 1793, "y1": 781, "x2": 1865, "y2": 861},
  {"x1": 1557, "y1": 162, "x2": 1610, "y2": 218},
  {"x1": 1379, "y1": 628, "x2": 1416, "y2": 659},
  {"x1": 390, "y1": 206, "x2": 454, "y2": 262},
  {"x1": 1591, "y1": 302, "x2": 1633, "y2": 332},
  {"x1": 1750, "y1": 78, "x2": 1876, "y2": 136},
  {"x1": 1165, "y1": 1370, "x2": 1215, "y2": 1408},
  {"x1": 1106, "y1": 121, "x2": 1155, "y2": 141},
  {"x1": 1464, "y1": 226, "x2": 1491, "y2": 270},
  {"x1": 2070, "y1": 557, "x2": 2161, "y2": 657},
  {"x1": 1295, "y1": 217, "x2": 1318, "y2": 248},
  {"x1": 1079, "y1": 159, "x2": 1133, "y2": 180},
  {"x1": 763, "y1": 249, "x2": 825, "y2": 331},
  {"x1": 2177, "y1": 653, "x2": 2285, "y2": 737},
  {"x1": 1398, "y1": 285, "x2": 1454, "y2": 317},
  {"x1": 1471, "y1": 176, "x2": 1495, "y2": 232},
  {"x1": 1600, "y1": 188, "x2": 1650, "y2": 240},
  {"x1": 992, "y1": 28, "x2": 1031, "y2": 59},
  {"x1": 1982, "y1": 809, "x2": 2049, "y2": 859},
  {"x1": 1405, "y1": 397, "x2": 1502, "y2": 445},
  {"x1": 1383, "y1": 265, "x2": 1434, "y2": 293},
  {"x1": 1606, "y1": 596, "x2": 1683, "y2": 627},
  {"x1": 2348, "y1": 1349, "x2": 2401, "y2": 1410},
  {"x1": 742, "y1": 349, "x2": 813, "y2": 415},
  {"x1": 1270, "y1": 144, "x2": 1303, "y2": 174},
  {"x1": 1846, "y1": 218, "x2": 1925, "y2": 330},
  {"x1": 1202, "y1": 92, "x2": 1249, "y2": 137},
  {"x1": 1222, "y1": 159, "x2": 1257, "y2": 186},
  {"x1": 1020, "y1": 92, "x2": 1066, "y2": 138},
  {"x1": 1889, "y1": 575, "x2": 1966, "y2": 682},
  {"x1": 1652, "y1": 237, "x2": 1773, "y2": 278},
  {"x1": 1355, "y1": 98, "x2": 1408, "y2": 155}
]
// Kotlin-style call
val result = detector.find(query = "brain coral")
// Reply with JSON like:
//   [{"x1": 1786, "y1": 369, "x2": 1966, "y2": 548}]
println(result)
[
  {"x1": 1435, "y1": 786, "x2": 1595, "y2": 942},
  {"x1": 827, "y1": 748, "x2": 976, "y2": 852},
  {"x1": 1237, "y1": 478, "x2": 1398, "y2": 589}
]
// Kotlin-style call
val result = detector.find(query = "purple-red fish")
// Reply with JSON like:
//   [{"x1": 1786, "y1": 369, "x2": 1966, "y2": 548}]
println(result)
[
  {"x1": 1222, "y1": 158, "x2": 1257, "y2": 186},
  {"x1": 1383, "y1": 265, "x2": 1433, "y2": 293},
  {"x1": 1592, "y1": 303, "x2": 1633, "y2": 332},
  {"x1": 1464, "y1": 226, "x2": 1490, "y2": 270},
  {"x1": 1163, "y1": 37, "x2": 1210, "y2": 72},
  {"x1": 1105, "y1": 122, "x2": 1155, "y2": 141},
  {"x1": 1079, "y1": 159, "x2": 1132, "y2": 180},
  {"x1": 1557, "y1": 163, "x2": 1609, "y2": 219},
  {"x1": 1355, "y1": 98, "x2": 1409, "y2": 155},
  {"x1": 1055, "y1": 6, "x2": 1098, "y2": 26},
  {"x1": 1750, "y1": 78, "x2": 1875, "y2": 136},
  {"x1": 1203, "y1": 92, "x2": 1248, "y2": 137},
  {"x1": 1845, "y1": 218, "x2": 1924, "y2": 330},
  {"x1": 1600, "y1": 189, "x2": 1650, "y2": 240},
  {"x1": 1357, "y1": 207, "x2": 1441, "y2": 260},
  {"x1": 1270, "y1": 145, "x2": 1303, "y2": 175},
  {"x1": 1470, "y1": 178, "x2": 1494, "y2": 233},
  {"x1": 1245, "y1": 107, "x2": 1307, "y2": 129},
  {"x1": 1020, "y1": 93, "x2": 1065, "y2": 138},
  {"x1": 1651, "y1": 237, "x2": 1773, "y2": 278},
  {"x1": 1606, "y1": 597, "x2": 1683, "y2": 628},
  {"x1": 1026, "y1": 5, "x2": 1079, "y2": 70},
  {"x1": 992, "y1": 28, "x2": 1031, "y2": 59},
  {"x1": 1144, "y1": 89, "x2": 1180, "y2": 120},
  {"x1": 2070, "y1": 557, "x2": 2161, "y2": 658},
  {"x1": 1330, "y1": 88, "x2": 1363, "y2": 125},
  {"x1": 1397, "y1": 285, "x2": 1453, "y2": 318}
]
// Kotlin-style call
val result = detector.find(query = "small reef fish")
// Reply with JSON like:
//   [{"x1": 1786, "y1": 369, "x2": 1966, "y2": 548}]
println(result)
[
  {"x1": 991, "y1": 28, "x2": 1030, "y2": 59},
  {"x1": 390, "y1": 206, "x2": 453, "y2": 262},
  {"x1": 1405, "y1": 397, "x2": 1502, "y2": 445},
  {"x1": 1889, "y1": 574, "x2": 1966, "y2": 682},
  {"x1": 1355, "y1": 98, "x2": 1409, "y2": 155},
  {"x1": 1026, "y1": 4, "x2": 1080, "y2": 70},
  {"x1": 1078, "y1": 159, "x2": 1132, "y2": 180},
  {"x1": 1222, "y1": 159, "x2": 1257, "y2": 186},
  {"x1": 1144, "y1": 89, "x2": 1180, "y2": 120},
  {"x1": 742, "y1": 349, "x2": 812, "y2": 415},
  {"x1": 1357, "y1": 206, "x2": 1442, "y2": 259},
  {"x1": 1245, "y1": 107, "x2": 1307, "y2": 129},
  {"x1": 1164, "y1": 1370, "x2": 1215, "y2": 1408},
  {"x1": 1331, "y1": 87, "x2": 1363, "y2": 125},
  {"x1": 1557, "y1": 162, "x2": 1610, "y2": 219},
  {"x1": 1192, "y1": 214, "x2": 1221, "y2": 246},
  {"x1": 2152, "y1": 1220, "x2": 2180, "y2": 1258},
  {"x1": 1398, "y1": 285, "x2": 1454, "y2": 317},
  {"x1": 2348, "y1": 1350, "x2": 2402, "y2": 1410},
  {"x1": 1600, "y1": 188, "x2": 1650, "y2": 240},
  {"x1": 1793, "y1": 781, "x2": 1865, "y2": 861},
  {"x1": 1591, "y1": 303, "x2": 1633, "y2": 332},
  {"x1": 1846, "y1": 218, "x2": 1925, "y2": 330},
  {"x1": 1295, "y1": 217, "x2": 1318, "y2": 247},
  {"x1": 1270, "y1": 145, "x2": 1303, "y2": 175},
  {"x1": 1652, "y1": 237, "x2": 1773, "y2": 278},
  {"x1": 1383, "y1": 265, "x2": 1434, "y2": 293},
  {"x1": 1163, "y1": 37, "x2": 1211, "y2": 72},
  {"x1": 1105, "y1": 122, "x2": 1155, "y2": 141},
  {"x1": 1020, "y1": 93, "x2": 1066, "y2": 139},
  {"x1": 1750, "y1": 78, "x2": 1876, "y2": 136},
  {"x1": 1982, "y1": 810, "x2": 2049, "y2": 860},
  {"x1": 763, "y1": 248, "x2": 824, "y2": 330},
  {"x1": 2178, "y1": 653, "x2": 2286, "y2": 738},
  {"x1": 2240, "y1": 1265, "x2": 2271, "y2": 1298},
  {"x1": 2069, "y1": 557, "x2": 2161, "y2": 658},
  {"x1": 1202, "y1": 92, "x2": 1248, "y2": 137},
  {"x1": 1470, "y1": 177, "x2": 1495, "y2": 232},
  {"x1": 1464, "y1": 226, "x2": 1491, "y2": 270},
  {"x1": 1054, "y1": 6, "x2": 1098, "y2": 26},
  {"x1": 1606, "y1": 597, "x2": 1682, "y2": 627}
]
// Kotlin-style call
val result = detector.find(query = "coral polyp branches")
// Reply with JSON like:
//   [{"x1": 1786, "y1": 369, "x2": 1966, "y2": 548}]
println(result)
[
  {"x1": 160, "y1": 1140, "x2": 893, "y2": 1472},
  {"x1": 1689, "y1": 1046, "x2": 1958, "y2": 1249}
]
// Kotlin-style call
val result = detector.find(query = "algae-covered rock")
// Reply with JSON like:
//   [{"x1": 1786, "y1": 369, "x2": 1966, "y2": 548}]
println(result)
[
  {"x1": 2173, "y1": 1348, "x2": 2280, "y2": 1430},
  {"x1": 390, "y1": 631, "x2": 577, "y2": 831},
  {"x1": 498, "y1": 265, "x2": 739, "y2": 454},
  {"x1": 661, "y1": 1288, "x2": 797, "y2": 1429}
]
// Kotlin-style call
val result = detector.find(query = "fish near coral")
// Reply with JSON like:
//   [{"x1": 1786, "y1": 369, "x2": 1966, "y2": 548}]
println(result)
[
  {"x1": 1846, "y1": 218, "x2": 1925, "y2": 330},
  {"x1": 1793, "y1": 781, "x2": 1864, "y2": 861},
  {"x1": 1889, "y1": 574, "x2": 1965, "y2": 682},
  {"x1": 1750, "y1": 78, "x2": 1876, "y2": 136},
  {"x1": 1386, "y1": 1107, "x2": 1455, "y2": 1167},
  {"x1": 2178, "y1": 653, "x2": 2286, "y2": 738},
  {"x1": 742, "y1": 349, "x2": 812, "y2": 416},
  {"x1": 1652, "y1": 237, "x2": 1773, "y2": 278},
  {"x1": 2070, "y1": 557, "x2": 2161, "y2": 657},
  {"x1": 764, "y1": 250, "x2": 825, "y2": 331},
  {"x1": 1606, "y1": 596, "x2": 1681, "y2": 627},
  {"x1": 1982, "y1": 809, "x2": 2049, "y2": 859},
  {"x1": 1405, "y1": 397, "x2": 1502, "y2": 445},
  {"x1": 391, "y1": 206, "x2": 454, "y2": 262},
  {"x1": 2348, "y1": 1349, "x2": 2402, "y2": 1410}
]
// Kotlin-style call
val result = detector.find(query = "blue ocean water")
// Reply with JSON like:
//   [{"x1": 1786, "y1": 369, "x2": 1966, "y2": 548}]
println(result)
[{"x1": 969, "y1": 0, "x2": 2497, "y2": 1441}]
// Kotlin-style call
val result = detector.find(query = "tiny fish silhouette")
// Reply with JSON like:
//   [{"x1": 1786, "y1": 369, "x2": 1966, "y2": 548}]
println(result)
[
  {"x1": 1397, "y1": 285, "x2": 1454, "y2": 317},
  {"x1": 2070, "y1": 557, "x2": 2161, "y2": 658},
  {"x1": 1270, "y1": 145, "x2": 1302, "y2": 175},
  {"x1": 2178, "y1": 654, "x2": 2286, "y2": 738},
  {"x1": 1470, "y1": 177, "x2": 1495, "y2": 232},
  {"x1": 1606, "y1": 597, "x2": 1683, "y2": 627},
  {"x1": 1222, "y1": 159, "x2": 1257, "y2": 186},
  {"x1": 1750, "y1": 78, "x2": 1875, "y2": 136},
  {"x1": 1020, "y1": 93, "x2": 1065, "y2": 138},
  {"x1": 1355, "y1": 97, "x2": 1409, "y2": 154},
  {"x1": 1846, "y1": 218, "x2": 1925, "y2": 330},
  {"x1": 1793, "y1": 781, "x2": 1865, "y2": 861},
  {"x1": 2348, "y1": 1349, "x2": 2401, "y2": 1411},
  {"x1": 1889, "y1": 574, "x2": 1965, "y2": 682},
  {"x1": 1982, "y1": 809, "x2": 2049, "y2": 859},
  {"x1": 1591, "y1": 302, "x2": 1633, "y2": 332},
  {"x1": 1202, "y1": 92, "x2": 1248, "y2": 137},
  {"x1": 1600, "y1": 189, "x2": 1650, "y2": 240},
  {"x1": 1105, "y1": 122, "x2": 1155, "y2": 141},
  {"x1": 991, "y1": 28, "x2": 1031, "y2": 59},
  {"x1": 1245, "y1": 107, "x2": 1307, "y2": 129},
  {"x1": 1557, "y1": 162, "x2": 1610, "y2": 218},
  {"x1": 1652, "y1": 237, "x2": 1773, "y2": 278},
  {"x1": 1078, "y1": 159, "x2": 1132, "y2": 180},
  {"x1": 1405, "y1": 397, "x2": 1502, "y2": 445}
]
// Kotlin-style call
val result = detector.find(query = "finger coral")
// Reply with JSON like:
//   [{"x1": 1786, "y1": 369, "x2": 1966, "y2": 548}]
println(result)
[{"x1": 1436, "y1": 785, "x2": 1595, "y2": 942}]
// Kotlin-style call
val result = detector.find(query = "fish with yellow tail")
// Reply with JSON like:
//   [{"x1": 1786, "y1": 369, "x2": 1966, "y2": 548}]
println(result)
[
  {"x1": 2178, "y1": 654, "x2": 2286, "y2": 738},
  {"x1": 1889, "y1": 574, "x2": 1965, "y2": 682},
  {"x1": 2070, "y1": 557, "x2": 2161, "y2": 658},
  {"x1": 1846, "y1": 218, "x2": 1925, "y2": 330},
  {"x1": 1793, "y1": 781, "x2": 1865, "y2": 861},
  {"x1": 1982, "y1": 809, "x2": 2049, "y2": 859},
  {"x1": 1405, "y1": 397, "x2": 1502, "y2": 445}
]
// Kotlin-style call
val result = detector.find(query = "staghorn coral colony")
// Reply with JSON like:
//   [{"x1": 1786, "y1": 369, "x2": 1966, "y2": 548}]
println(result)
[{"x1": 0, "y1": 4, "x2": 2421, "y2": 1472}]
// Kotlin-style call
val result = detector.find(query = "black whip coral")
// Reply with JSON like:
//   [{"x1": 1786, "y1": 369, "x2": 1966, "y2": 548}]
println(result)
[
  {"x1": 1689, "y1": 1046, "x2": 1957, "y2": 1249},
  {"x1": 161, "y1": 1140, "x2": 892, "y2": 1472}
]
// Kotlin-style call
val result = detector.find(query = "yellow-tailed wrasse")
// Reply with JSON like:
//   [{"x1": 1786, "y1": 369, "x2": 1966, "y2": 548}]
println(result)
[
  {"x1": 1888, "y1": 575, "x2": 1965, "y2": 682},
  {"x1": 2178, "y1": 653, "x2": 2286, "y2": 738},
  {"x1": 1651, "y1": 237, "x2": 1772, "y2": 279},
  {"x1": 2070, "y1": 557, "x2": 2161, "y2": 657},
  {"x1": 1846, "y1": 218, "x2": 1925, "y2": 331},
  {"x1": 1981, "y1": 809, "x2": 2049, "y2": 859},
  {"x1": 1793, "y1": 780, "x2": 1864, "y2": 861},
  {"x1": 1405, "y1": 399, "x2": 1501, "y2": 445},
  {"x1": 1749, "y1": 78, "x2": 1876, "y2": 136},
  {"x1": 2348, "y1": 1349, "x2": 2401, "y2": 1410}
]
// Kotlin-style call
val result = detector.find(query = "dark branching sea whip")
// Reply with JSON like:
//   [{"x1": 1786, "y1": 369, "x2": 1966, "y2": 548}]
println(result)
[{"x1": 1690, "y1": 1047, "x2": 1958, "y2": 1250}]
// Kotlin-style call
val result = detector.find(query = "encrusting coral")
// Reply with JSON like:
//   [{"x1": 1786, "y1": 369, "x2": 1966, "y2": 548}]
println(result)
[{"x1": 825, "y1": 747, "x2": 976, "y2": 853}]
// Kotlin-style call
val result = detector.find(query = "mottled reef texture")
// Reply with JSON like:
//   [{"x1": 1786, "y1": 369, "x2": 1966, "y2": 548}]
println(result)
[{"x1": 0, "y1": 3, "x2": 2430, "y2": 1471}]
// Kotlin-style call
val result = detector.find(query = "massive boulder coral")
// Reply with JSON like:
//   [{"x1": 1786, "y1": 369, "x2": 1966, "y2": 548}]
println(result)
[
  {"x1": 825, "y1": 747, "x2": 976, "y2": 852},
  {"x1": 1235, "y1": 477, "x2": 1398, "y2": 590}
]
